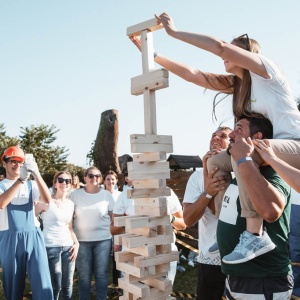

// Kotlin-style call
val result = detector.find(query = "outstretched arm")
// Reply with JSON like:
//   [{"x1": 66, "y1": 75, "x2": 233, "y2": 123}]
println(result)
[
  {"x1": 130, "y1": 36, "x2": 233, "y2": 92},
  {"x1": 254, "y1": 139, "x2": 300, "y2": 193},
  {"x1": 155, "y1": 12, "x2": 269, "y2": 79}
]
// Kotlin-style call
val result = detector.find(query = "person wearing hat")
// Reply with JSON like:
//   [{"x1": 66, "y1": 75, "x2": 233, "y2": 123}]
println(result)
[{"x1": 0, "y1": 146, "x2": 53, "y2": 299}]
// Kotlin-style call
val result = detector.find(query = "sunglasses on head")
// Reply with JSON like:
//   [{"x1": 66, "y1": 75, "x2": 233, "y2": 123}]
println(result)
[
  {"x1": 237, "y1": 33, "x2": 250, "y2": 51},
  {"x1": 57, "y1": 178, "x2": 71, "y2": 184},
  {"x1": 87, "y1": 174, "x2": 101, "y2": 179}
]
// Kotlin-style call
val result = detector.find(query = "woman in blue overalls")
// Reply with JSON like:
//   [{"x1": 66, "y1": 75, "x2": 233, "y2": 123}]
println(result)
[{"x1": 0, "y1": 146, "x2": 53, "y2": 300}]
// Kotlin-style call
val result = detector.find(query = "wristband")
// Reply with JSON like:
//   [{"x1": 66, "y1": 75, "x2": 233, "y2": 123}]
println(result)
[
  {"x1": 202, "y1": 191, "x2": 213, "y2": 199},
  {"x1": 237, "y1": 156, "x2": 253, "y2": 167},
  {"x1": 154, "y1": 51, "x2": 158, "y2": 58},
  {"x1": 170, "y1": 215, "x2": 175, "y2": 224},
  {"x1": 18, "y1": 178, "x2": 25, "y2": 184}
]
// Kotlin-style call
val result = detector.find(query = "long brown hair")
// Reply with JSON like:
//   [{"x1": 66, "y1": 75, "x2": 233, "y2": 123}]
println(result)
[{"x1": 210, "y1": 36, "x2": 262, "y2": 120}]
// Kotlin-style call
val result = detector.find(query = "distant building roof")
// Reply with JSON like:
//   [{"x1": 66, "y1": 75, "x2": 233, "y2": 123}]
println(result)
[{"x1": 167, "y1": 154, "x2": 202, "y2": 170}]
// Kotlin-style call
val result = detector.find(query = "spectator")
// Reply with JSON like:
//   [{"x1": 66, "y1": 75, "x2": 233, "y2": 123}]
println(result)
[
  {"x1": 35, "y1": 171, "x2": 79, "y2": 299},
  {"x1": 183, "y1": 126, "x2": 232, "y2": 299},
  {"x1": 0, "y1": 146, "x2": 53, "y2": 299},
  {"x1": 69, "y1": 166, "x2": 114, "y2": 300}
]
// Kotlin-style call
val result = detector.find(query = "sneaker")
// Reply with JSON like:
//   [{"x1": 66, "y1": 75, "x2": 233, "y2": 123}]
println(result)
[
  {"x1": 208, "y1": 241, "x2": 219, "y2": 253},
  {"x1": 222, "y1": 230, "x2": 275, "y2": 264}
]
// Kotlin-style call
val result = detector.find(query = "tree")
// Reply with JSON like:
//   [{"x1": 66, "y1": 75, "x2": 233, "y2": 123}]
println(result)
[
  {"x1": 19, "y1": 124, "x2": 69, "y2": 175},
  {"x1": 0, "y1": 123, "x2": 21, "y2": 156}
]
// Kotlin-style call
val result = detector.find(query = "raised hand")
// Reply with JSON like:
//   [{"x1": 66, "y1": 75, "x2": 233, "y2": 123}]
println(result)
[{"x1": 155, "y1": 12, "x2": 177, "y2": 36}]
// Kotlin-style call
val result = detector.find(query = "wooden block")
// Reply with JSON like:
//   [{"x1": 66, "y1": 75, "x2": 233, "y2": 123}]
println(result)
[
  {"x1": 155, "y1": 262, "x2": 171, "y2": 273},
  {"x1": 141, "y1": 286, "x2": 172, "y2": 300},
  {"x1": 127, "y1": 188, "x2": 171, "y2": 199},
  {"x1": 125, "y1": 215, "x2": 170, "y2": 229},
  {"x1": 157, "y1": 224, "x2": 173, "y2": 235},
  {"x1": 123, "y1": 234, "x2": 174, "y2": 249},
  {"x1": 134, "y1": 197, "x2": 167, "y2": 207},
  {"x1": 114, "y1": 251, "x2": 140, "y2": 263},
  {"x1": 114, "y1": 215, "x2": 143, "y2": 227},
  {"x1": 124, "y1": 245, "x2": 156, "y2": 257},
  {"x1": 128, "y1": 161, "x2": 170, "y2": 180},
  {"x1": 130, "y1": 134, "x2": 173, "y2": 153},
  {"x1": 132, "y1": 179, "x2": 166, "y2": 189},
  {"x1": 131, "y1": 68, "x2": 169, "y2": 96},
  {"x1": 133, "y1": 152, "x2": 166, "y2": 162},
  {"x1": 127, "y1": 18, "x2": 163, "y2": 37},
  {"x1": 117, "y1": 261, "x2": 155, "y2": 278},
  {"x1": 126, "y1": 226, "x2": 157, "y2": 237},
  {"x1": 119, "y1": 291, "x2": 134, "y2": 300},
  {"x1": 142, "y1": 277, "x2": 172, "y2": 292},
  {"x1": 114, "y1": 233, "x2": 136, "y2": 245},
  {"x1": 118, "y1": 278, "x2": 150, "y2": 298},
  {"x1": 135, "y1": 205, "x2": 167, "y2": 217},
  {"x1": 156, "y1": 244, "x2": 172, "y2": 254},
  {"x1": 124, "y1": 272, "x2": 168, "y2": 284},
  {"x1": 134, "y1": 251, "x2": 179, "y2": 268}
]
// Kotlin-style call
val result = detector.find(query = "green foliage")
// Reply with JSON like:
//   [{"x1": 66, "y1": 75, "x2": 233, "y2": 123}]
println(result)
[
  {"x1": 0, "y1": 123, "x2": 87, "y2": 186},
  {"x1": 0, "y1": 123, "x2": 21, "y2": 157},
  {"x1": 19, "y1": 124, "x2": 69, "y2": 175}
]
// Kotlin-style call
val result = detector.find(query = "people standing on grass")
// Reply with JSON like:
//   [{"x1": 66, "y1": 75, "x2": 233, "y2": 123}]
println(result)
[
  {"x1": 0, "y1": 146, "x2": 53, "y2": 299},
  {"x1": 183, "y1": 127, "x2": 231, "y2": 300},
  {"x1": 35, "y1": 171, "x2": 79, "y2": 300},
  {"x1": 69, "y1": 166, "x2": 114, "y2": 300},
  {"x1": 131, "y1": 12, "x2": 300, "y2": 264}
]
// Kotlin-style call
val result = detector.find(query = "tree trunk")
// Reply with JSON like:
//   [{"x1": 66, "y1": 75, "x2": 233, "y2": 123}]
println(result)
[{"x1": 94, "y1": 109, "x2": 121, "y2": 174}]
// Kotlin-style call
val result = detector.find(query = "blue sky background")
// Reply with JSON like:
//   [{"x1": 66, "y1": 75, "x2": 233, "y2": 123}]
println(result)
[{"x1": 1, "y1": 1, "x2": 300, "y2": 166}]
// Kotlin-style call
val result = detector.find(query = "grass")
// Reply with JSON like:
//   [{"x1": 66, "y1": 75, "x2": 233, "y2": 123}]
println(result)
[{"x1": 0, "y1": 245, "x2": 197, "y2": 300}]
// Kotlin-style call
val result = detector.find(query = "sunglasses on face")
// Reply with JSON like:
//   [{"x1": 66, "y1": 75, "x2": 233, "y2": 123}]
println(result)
[
  {"x1": 87, "y1": 174, "x2": 101, "y2": 179},
  {"x1": 57, "y1": 178, "x2": 71, "y2": 184},
  {"x1": 237, "y1": 33, "x2": 250, "y2": 51},
  {"x1": 7, "y1": 160, "x2": 23, "y2": 165}
]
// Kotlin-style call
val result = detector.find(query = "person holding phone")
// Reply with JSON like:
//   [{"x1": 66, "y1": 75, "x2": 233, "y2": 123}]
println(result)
[{"x1": 0, "y1": 146, "x2": 53, "y2": 299}]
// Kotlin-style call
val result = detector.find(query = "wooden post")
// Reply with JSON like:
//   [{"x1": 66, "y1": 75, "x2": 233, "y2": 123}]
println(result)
[{"x1": 114, "y1": 18, "x2": 177, "y2": 300}]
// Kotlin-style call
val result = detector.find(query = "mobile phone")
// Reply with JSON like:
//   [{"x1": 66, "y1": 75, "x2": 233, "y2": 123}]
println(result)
[{"x1": 25, "y1": 153, "x2": 34, "y2": 163}]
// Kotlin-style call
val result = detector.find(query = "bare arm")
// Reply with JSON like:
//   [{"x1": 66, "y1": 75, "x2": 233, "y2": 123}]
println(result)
[
  {"x1": 230, "y1": 138, "x2": 286, "y2": 222},
  {"x1": 130, "y1": 36, "x2": 233, "y2": 92},
  {"x1": 0, "y1": 180, "x2": 24, "y2": 209},
  {"x1": 110, "y1": 213, "x2": 125, "y2": 235},
  {"x1": 171, "y1": 210, "x2": 186, "y2": 230},
  {"x1": 33, "y1": 175, "x2": 52, "y2": 204},
  {"x1": 68, "y1": 217, "x2": 79, "y2": 262},
  {"x1": 254, "y1": 139, "x2": 300, "y2": 193},
  {"x1": 156, "y1": 12, "x2": 269, "y2": 79}
]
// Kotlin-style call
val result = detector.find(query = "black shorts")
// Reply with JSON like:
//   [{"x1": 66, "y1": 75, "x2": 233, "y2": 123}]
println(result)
[{"x1": 225, "y1": 274, "x2": 293, "y2": 300}]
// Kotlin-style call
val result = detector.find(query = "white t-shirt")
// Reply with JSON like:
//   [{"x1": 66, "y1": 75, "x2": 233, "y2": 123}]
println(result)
[
  {"x1": 250, "y1": 55, "x2": 300, "y2": 139},
  {"x1": 183, "y1": 169, "x2": 221, "y2": 265},
  {"x1": 41, "y1": 200, "x2": 75, "y2": 247},
  {"x1": 111, "y1": 189, "x2": 121, "y2": 202},
  {"x1": 0, "y1": 179, "x2": 41, "y2": 230},
  {"x1": 70, "y1": 188, "x2": 114, "y2": 242}
]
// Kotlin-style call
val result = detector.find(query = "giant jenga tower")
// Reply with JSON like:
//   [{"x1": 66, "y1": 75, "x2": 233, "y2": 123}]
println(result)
[{"x1": 113, "y1": 18, "x2": 178, "y2": 300}]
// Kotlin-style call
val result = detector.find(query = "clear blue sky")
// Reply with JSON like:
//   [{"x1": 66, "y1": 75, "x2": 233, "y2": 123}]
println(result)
[{"x1": 1, "y1": 1, "x2": 300, "y2": 167}]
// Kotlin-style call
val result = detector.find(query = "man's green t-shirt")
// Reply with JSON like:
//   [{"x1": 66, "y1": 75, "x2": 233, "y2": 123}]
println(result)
[{"x1": 217, "y1": 166, "x2": 291, "y2": 277}]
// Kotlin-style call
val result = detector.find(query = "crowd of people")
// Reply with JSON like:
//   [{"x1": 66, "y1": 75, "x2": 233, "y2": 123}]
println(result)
[{"x1": 1, "y1": 11, "x2": 300, "y2": 300}]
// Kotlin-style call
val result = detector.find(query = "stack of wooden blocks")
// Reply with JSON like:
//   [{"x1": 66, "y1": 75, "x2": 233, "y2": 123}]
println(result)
[{"x1": 113, "y1": 18, "x2": 179, "y2": 300}]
